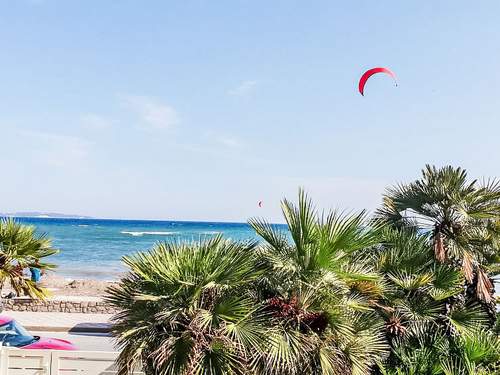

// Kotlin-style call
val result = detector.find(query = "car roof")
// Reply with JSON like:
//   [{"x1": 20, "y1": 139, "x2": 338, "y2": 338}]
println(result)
[{"x1": 0, "y1": 315, "x2": 14, "y2": 325}]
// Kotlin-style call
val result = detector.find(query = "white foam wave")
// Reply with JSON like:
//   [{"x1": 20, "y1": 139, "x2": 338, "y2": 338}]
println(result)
[
  {"x1": 202, "y1": 231, "x2": 221, "y2": 235},
  {"x1": 121, "y1": 231, "x2": 180, "y2": 237}
]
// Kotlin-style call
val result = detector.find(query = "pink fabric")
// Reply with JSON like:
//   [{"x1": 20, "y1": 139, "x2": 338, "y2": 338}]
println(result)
[{"x1": 23, "y1": 337, "x2": 76, "y2": 350}]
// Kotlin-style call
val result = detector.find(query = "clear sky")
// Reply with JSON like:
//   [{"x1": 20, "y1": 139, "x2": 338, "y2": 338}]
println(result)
[{"x1": 0, "y1": 1, "x2": 499, "y2": 222}]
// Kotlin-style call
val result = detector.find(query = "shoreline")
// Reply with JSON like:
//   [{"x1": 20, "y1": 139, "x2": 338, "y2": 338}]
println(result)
[
  {"x1": 41, "y1": 275, "x2": 118, "y2": 298},
  {"x1": 5, "y1": 218, "x2": 267, "y2": 284},
  {"x1": 4, "y1": 274, "x2": 118, "y2": 299}
]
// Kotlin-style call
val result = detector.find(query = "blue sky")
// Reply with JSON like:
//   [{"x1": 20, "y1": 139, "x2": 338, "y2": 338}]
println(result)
[{"x1": 0, "y1": 1, "x2": 499, "y2": 222}]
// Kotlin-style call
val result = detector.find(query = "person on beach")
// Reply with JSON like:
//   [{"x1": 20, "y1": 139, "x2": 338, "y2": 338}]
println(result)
[{"x1": 29, "y1": 259, "x2": 44, "y2": 284}]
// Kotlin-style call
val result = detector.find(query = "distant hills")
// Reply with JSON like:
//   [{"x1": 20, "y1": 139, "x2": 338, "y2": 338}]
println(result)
[{"x1": 0, "y1": 212, "x2": 93, "y2": 219}]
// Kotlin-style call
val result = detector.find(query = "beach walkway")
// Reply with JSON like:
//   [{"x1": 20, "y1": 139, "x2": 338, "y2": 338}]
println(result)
[{"x1": 6, "y1": 311, "x2": 112, "y2": 333}]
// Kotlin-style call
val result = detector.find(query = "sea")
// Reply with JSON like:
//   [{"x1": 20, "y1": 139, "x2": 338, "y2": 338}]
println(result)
[{"x1": 10, "y1": 218, "x2": 269, "y2": 281}]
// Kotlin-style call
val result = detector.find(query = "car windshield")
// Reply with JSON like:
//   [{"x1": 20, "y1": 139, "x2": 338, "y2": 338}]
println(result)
[{"x1": 0, "y1": 320, "x2": 37, "y2": 347}]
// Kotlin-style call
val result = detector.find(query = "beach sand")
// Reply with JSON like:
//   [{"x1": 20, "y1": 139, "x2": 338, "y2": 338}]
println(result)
[{"x1": 39, "y1": 274, "x2": 118, "y2": 297}]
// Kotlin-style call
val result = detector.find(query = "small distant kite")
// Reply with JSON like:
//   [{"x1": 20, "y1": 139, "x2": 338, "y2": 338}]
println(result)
[
  {"x1": 358, "y1": 67, "x2": 397, "y2": 96},
  {"x1": 258, "y1": 201, "x2": 263, "y2": 208}
]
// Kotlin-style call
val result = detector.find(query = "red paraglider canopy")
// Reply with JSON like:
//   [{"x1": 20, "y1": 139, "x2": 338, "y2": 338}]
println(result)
[{"x1": 358, "y1": 67, "x2": 397, "y2": 96}]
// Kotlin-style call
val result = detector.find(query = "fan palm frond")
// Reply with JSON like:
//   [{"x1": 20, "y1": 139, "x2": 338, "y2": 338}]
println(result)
[
  {"x1": 0, "y1": 218, "x2": 58, "y2": 298},
  {"x1": 106, "y1": 235, "x2": 266, "y2": 375}
]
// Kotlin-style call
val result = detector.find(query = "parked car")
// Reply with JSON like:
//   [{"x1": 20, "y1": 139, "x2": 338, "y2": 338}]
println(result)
[{"x1": 0, "y1": 315, "x2": 76, "y2": 350}]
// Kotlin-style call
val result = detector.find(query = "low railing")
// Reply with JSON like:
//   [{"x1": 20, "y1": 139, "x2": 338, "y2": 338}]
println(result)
[{"x1": 0, "y1": 347, "x2": 143, "y2": 374}]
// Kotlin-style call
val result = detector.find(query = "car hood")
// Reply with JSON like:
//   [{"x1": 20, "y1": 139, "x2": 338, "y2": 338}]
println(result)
[{"x1": 23, "y1": 337, "x2": 77, "y2": 350}]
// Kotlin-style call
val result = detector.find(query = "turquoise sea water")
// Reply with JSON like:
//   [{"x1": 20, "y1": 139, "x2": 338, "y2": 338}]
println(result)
[{"x1": 10, "y1": 218, "x2": 272, "y2": 280}]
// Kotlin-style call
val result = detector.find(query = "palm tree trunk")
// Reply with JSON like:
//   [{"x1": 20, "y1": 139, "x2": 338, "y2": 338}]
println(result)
[
  {"x1": 433, "y1": 226, "x2": 446, "y2": 263},
  {"x1": 465, "y1": 272, "x2": 496, "y2": 327}
]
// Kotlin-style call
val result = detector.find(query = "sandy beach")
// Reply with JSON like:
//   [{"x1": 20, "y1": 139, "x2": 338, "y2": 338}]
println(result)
[
  {"x1": 40, "y1": 274, "x2": 118, "y2": 297},
  {"x1": 2, "y1": 274, "x2": 118, "y2": 299}
]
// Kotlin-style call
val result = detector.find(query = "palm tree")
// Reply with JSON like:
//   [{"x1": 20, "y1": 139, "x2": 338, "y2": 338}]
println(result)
[
  {"x1": 377, "y1": 329, "x2": 500, "y2": 374},
  {"x1": 107, "y1": 179, "x2": 500, "y2": 374},
  {"x1": 249, "y1": 190, "x2": 389, "y2": 375},
  {"x1": 0, "y1": 218, "x2": 58, "y2": 299},
  {"x1": 363, "y1": 227, "x2": 499, "y2": 373},
  {"x1": 106, "y1": 235, "x2": 267, "y2": 375},
  {"x1": 108, "y1": 193, "x2": 389, "y2": 375},
  {"x1": 375, "y1": 165, "x2": 500, "y2": 319}
]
